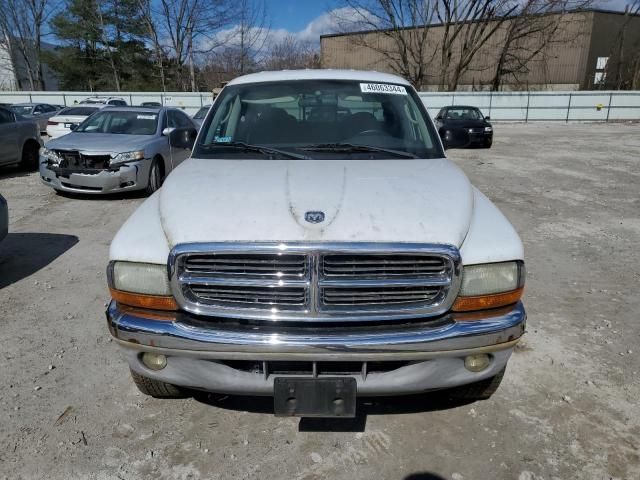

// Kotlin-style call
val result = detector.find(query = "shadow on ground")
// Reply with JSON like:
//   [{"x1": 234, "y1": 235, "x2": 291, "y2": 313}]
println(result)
[
  {"x1": 404, "y1": 474, "x2": 448, "y2": 480},
  {"x1": 193, "y1": 391, "x2": 475, "y2": 432},
  {"x1": 0, "y1": 232, "x2": 79, "y2": 288},
  {"x1": 0, "y1": 166, "x2": 33, "y2": 180},
  {"x1": 53, "y1": 189, "x2": 149, "y2": 201}
]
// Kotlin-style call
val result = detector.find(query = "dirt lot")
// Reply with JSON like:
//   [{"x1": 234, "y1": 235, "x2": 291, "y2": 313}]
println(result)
[{"x1": 1, "y1": 123, "x2": 639, "y2": 480}]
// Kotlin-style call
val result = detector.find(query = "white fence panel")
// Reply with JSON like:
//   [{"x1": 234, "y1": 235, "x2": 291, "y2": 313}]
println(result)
[
  {"x1": 2, "y1": 89, "x2": 639, "y2": 121},
  {"x1": 419, "y1": 90, "x2": 640, "y2": 122}
]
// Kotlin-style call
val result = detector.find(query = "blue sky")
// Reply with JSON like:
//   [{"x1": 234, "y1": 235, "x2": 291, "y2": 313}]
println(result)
[{"x1": 262, "y1": 0, "x2": 631, "y2": 44}]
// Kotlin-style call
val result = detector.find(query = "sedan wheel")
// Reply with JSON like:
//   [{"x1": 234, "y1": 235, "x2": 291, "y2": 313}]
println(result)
[{"x1": 145, "y1": 159, "x2": 162, "y2": 195}]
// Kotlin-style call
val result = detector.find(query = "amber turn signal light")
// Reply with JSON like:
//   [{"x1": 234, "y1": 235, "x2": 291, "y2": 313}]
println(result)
[
  {"x1": 109, "y1": 288, "x2": 179, "y2": 311},
  {"x1": 452, "y1": 287, "x2": 523, "y2": 313}
]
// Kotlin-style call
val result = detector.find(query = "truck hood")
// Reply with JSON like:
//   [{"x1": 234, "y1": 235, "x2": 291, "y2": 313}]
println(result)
[
  {"x1": 159, "y1": 157, "x2": 474, "y2": 247},
  {"x1": 46, "y1": 133, "x2": 154, "y2": 154}
]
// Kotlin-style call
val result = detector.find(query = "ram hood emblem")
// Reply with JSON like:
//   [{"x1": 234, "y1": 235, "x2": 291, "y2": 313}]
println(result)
[{"x1": 304, "y1": 211, "x2": 325, "y2": 224}]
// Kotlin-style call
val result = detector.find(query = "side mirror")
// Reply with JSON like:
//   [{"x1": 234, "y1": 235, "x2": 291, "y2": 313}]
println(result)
[
  {"x1": 439, "y1": 127, "x2": 470, "y2": 150},
  {"x1": 162, "y1": 127, "x2": 175, "y2": 136},
  {"x1": 69, "y1": 124, "x2": 78, "y2": 131},
  {"x1": 485, "y1": 116, "x2": 490, "y2": 120},
  {"x1": 169, "y1": 127, "x2": 197, "y2": 150},
  {"x1": 33, "y1": 111, "x2": 41, "y2": 116}
]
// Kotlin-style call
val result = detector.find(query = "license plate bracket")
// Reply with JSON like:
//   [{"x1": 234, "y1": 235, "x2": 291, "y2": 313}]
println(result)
[{"x1": 274, "y1": 377, "x2": 357, "y2": 417}]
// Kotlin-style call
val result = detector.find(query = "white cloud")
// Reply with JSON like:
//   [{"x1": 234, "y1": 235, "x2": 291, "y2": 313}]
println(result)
[{"x1": 207, "y1": 6, "x2": 378, "y2": 53}]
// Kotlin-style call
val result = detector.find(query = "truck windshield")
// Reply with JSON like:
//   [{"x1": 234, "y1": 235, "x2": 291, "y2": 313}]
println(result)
[{"x1": 196, "y1": 80, "x2": 443, "y2": 159}]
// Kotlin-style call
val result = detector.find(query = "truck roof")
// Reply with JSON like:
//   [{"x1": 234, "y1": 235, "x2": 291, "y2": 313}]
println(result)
[{"x1": 227, "y1": 69, "x2": 411, "y2": 87}]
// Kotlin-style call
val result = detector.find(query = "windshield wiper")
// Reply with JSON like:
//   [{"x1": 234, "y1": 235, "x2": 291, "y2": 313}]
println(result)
[
  {"x1": 299, "y1": 143, "x2": 418, "y2": 159},
  {"x1": 202, "y1": 141, "x2": 310, "y2": 160}
]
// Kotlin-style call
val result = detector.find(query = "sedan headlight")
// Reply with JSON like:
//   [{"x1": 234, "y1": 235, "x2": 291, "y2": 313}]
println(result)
[
  {"x1": 40, "y1": 147, "x2": 62, "y2": 164},
  {"x1": 110, "y1": 150, "x2": 145, "y2": 166},
  {"x1": 453, "y1": 261, "x2": 525, "y2": 312},
  {"x1": 108, "y1": 261, "x2": 177, "y2": 310},
  {"x1": 484, "y1": 126, "x2": 493, "y2": 132}
]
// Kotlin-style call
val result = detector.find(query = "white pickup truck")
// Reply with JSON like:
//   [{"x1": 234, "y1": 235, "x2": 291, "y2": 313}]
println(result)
[{"x1": 106, "y1": 70, "x2": 526, "y2": 417}]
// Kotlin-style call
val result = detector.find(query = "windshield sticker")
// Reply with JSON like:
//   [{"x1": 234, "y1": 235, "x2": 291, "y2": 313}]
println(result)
[
  {"x1": 136, "y1": 114, "x2": 157, "y2": 120},
  {"x1": 360, "y1": 83, "x2": 407, "y2": 95},
  {"x1": 214, "y1": 136, "x2": 232, "y2": 143}
]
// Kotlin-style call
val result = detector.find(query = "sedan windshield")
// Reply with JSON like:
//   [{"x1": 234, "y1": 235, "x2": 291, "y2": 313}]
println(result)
[
  {"x1": 444, "y1": 108, "x2": 483, "y2": 120},
  {"x1": 10, "y1": 105, "x2": 33, "y2": 115},
  {"x1": 75, "y1": 111, "x2": 158, "y2": 135},
  {"x1": 196, "y1": 80, "x2": 443, "y2": 159},
  {"x1": 193, "y1": 106, "x2": 210, "y2": 120},
  {"x1": 58, "y1": 107, "x2": 100, "y2": 116}
]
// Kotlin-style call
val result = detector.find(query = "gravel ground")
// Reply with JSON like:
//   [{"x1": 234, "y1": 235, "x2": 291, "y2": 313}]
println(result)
[{"x1": 1, "y1": 123, "x2": 639, "y2": 480}]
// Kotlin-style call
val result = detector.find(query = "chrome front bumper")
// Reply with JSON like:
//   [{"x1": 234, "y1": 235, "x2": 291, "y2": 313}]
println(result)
[
  {"x1": 39, "y1": 158, "x2": 151, "y2": 194},
  {"x1": 107, "y1": 301, "x2": 526, "y2": 395}
]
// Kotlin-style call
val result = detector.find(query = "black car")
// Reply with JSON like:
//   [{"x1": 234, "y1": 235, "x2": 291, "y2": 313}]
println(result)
[{"x1": 434, "y1": 105, "x2": 493, "y2": 148}]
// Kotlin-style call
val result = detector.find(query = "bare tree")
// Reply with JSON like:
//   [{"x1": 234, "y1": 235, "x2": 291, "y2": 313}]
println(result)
[
  {"x1": 154, "y1": 0, "x2": 234, "y2": 91},
  {"x1": 0, "y1": 0, "x2": 59, "y2": 90},
  {"x1": 435, "y1": 0, "x2": 516, "y2": 91},
  {"x1": 263, "y1": 35, "x2": 320, "y2": 71},
  {"x1": 489, "y1": 0, "x2": 595, "y2": 91},
  {"x1": 234, "y1": 0, "x2": 270, "y2": 74},
  {"x1": 605, "y1": 0, "x2": 640, "y2": 89},
  {"x1": 333, "y1": 0, "x2": 515, "y2": 90},
  {"x1": 136, "y1": 0, "x2": 168, "y2": 91},
  {"x1": 333, "y1": 0, "x2": 438, "y2": 88}
]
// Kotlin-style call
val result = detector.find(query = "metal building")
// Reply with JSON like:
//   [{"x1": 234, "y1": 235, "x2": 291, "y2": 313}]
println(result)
[{"x1": 320, "y1": 9, "x2": 640, "y2": 91}]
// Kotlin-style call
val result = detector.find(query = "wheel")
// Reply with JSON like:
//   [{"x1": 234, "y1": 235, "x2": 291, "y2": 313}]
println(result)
[
  {"x1": 447, "y1": 367, "x2": 505, "y2": 400},
  {"x1": 483, "y1": 138, "x2": 493, "y2": 148},
  {"x1": 145, "y1": 158, "x2": 162, "y2": 195},
  {"x1": 20, "y1": 142, "x2": 40, "y2": 170},
  {"x1": 130, "y1": 369, "x2": 186, "y2": 398}
]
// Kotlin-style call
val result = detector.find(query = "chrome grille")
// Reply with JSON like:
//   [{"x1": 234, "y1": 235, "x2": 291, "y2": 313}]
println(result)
[
  {"x1": 184, "y1": 253, "x2": 307, "y2": 278},
  {"x1": 322, "y1": 254, "x2": 446, "y2": 278},
  {"x1": 190, "y1": 285, "x2": 307, "y2": 307},
  {"x1": 170, "y1": 243, "x2": 461, "y2": 323},
  {"x1": 322, "y1": 286, "x2": 442, "y2": 306}
]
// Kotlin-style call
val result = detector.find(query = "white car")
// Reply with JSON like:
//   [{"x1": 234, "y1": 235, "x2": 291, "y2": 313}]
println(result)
[
  {"x1": 45, "y1": 105, "x2": 103, "y2": 138},
  {"x1": 80, "y1": 96, "x2": 127, "y2": 106},
  {"x1": 106, "y1": 70, "x2": 526, "y2": 417}
]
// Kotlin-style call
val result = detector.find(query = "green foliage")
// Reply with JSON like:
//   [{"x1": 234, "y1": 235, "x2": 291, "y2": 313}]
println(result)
[{"x1": 46, "y1": 0, "x2": 161, "y2": 90}]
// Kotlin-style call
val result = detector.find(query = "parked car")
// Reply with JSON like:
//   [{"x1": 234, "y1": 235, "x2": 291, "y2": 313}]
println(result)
[
  {"x1": 40, "y1": 106, "x2": 197, "y2": 195},
  {"x1": 0, "y1": 194, "x2": 7, "y2": 243},
  {"x1": 0, "y1": 106, "x2": 42, "y2": 170},
  {"x1": 80, "y1": 96, "x2": 128, "y2": 106},
  {"x1": 106, "y1": 70, "x2": 526, "y2": 417},
  {"x1": 9, "y1": 103, "x2": 61, "y2": 134},
  {"x1": 140, "y1": 101, "x2": 162, "y2": 107},
  {"x1": 46, "y1": 105, "x2": 104, "y2": 139},
  {"x1": 192, "y1": 105, "x2": 211, "y2": 127},
  {"x1": 434, "y1": 105, "x2": 493, "y2": 148}
]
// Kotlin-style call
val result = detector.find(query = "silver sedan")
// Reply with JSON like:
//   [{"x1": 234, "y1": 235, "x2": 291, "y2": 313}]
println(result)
[
  {"x1": 10, "y1": 103, "x2": 61, "y2": 133},
  {"x1": 39, "y1": 107, "x2": 197, "y2": 195}
]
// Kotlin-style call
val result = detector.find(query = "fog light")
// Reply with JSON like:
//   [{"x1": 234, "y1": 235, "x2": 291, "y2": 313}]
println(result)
[
  {"x1": 464, "y1": 354, "x2": 491, "y2": 372},
  {"x1": 142, "y1": 352, "x2": 167, "y2": 370}
]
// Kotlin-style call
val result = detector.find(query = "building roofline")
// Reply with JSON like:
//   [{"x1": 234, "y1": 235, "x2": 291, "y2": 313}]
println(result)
[{"x1": 319, "y1": 8, "x2": 639, "y2": 40}]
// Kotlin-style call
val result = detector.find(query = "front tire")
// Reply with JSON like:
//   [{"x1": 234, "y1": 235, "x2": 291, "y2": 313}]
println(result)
[
  {"x1": 130, "y1": 369, "x2": 186, "y2": 398},
  {"x1": 483, "y1": 138, "x2": 493, "y2": 148},
  {"x1": 447, "y1": 367, "x2": 505, "y2": 400},
  {"x1": 20, "y1": 142, "x2": 40, "y2": 170},
  {"x1": 145, "y1": 158, "x2": 162, "y2": 195}
]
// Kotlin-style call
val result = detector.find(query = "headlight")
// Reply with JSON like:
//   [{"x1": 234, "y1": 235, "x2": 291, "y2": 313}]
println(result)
[
  {"x1": 41, "y1": 147, "x2": 62, "y2": 164},
  {"x1": 110, "y1": 150, "x2": 145, "y2": 166},
  {"x1": 110, "y1": 261, "x2": 170, "y2": 295},
  {"x1": 453, "y1": 261, "x2": 525, "y2": 312},
  {"x1": 484, "y1": 126, "x2": 493, "y2": 132},
  {"x1": 108, "y1": 261, "x2": 178, "y2": 311}
]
